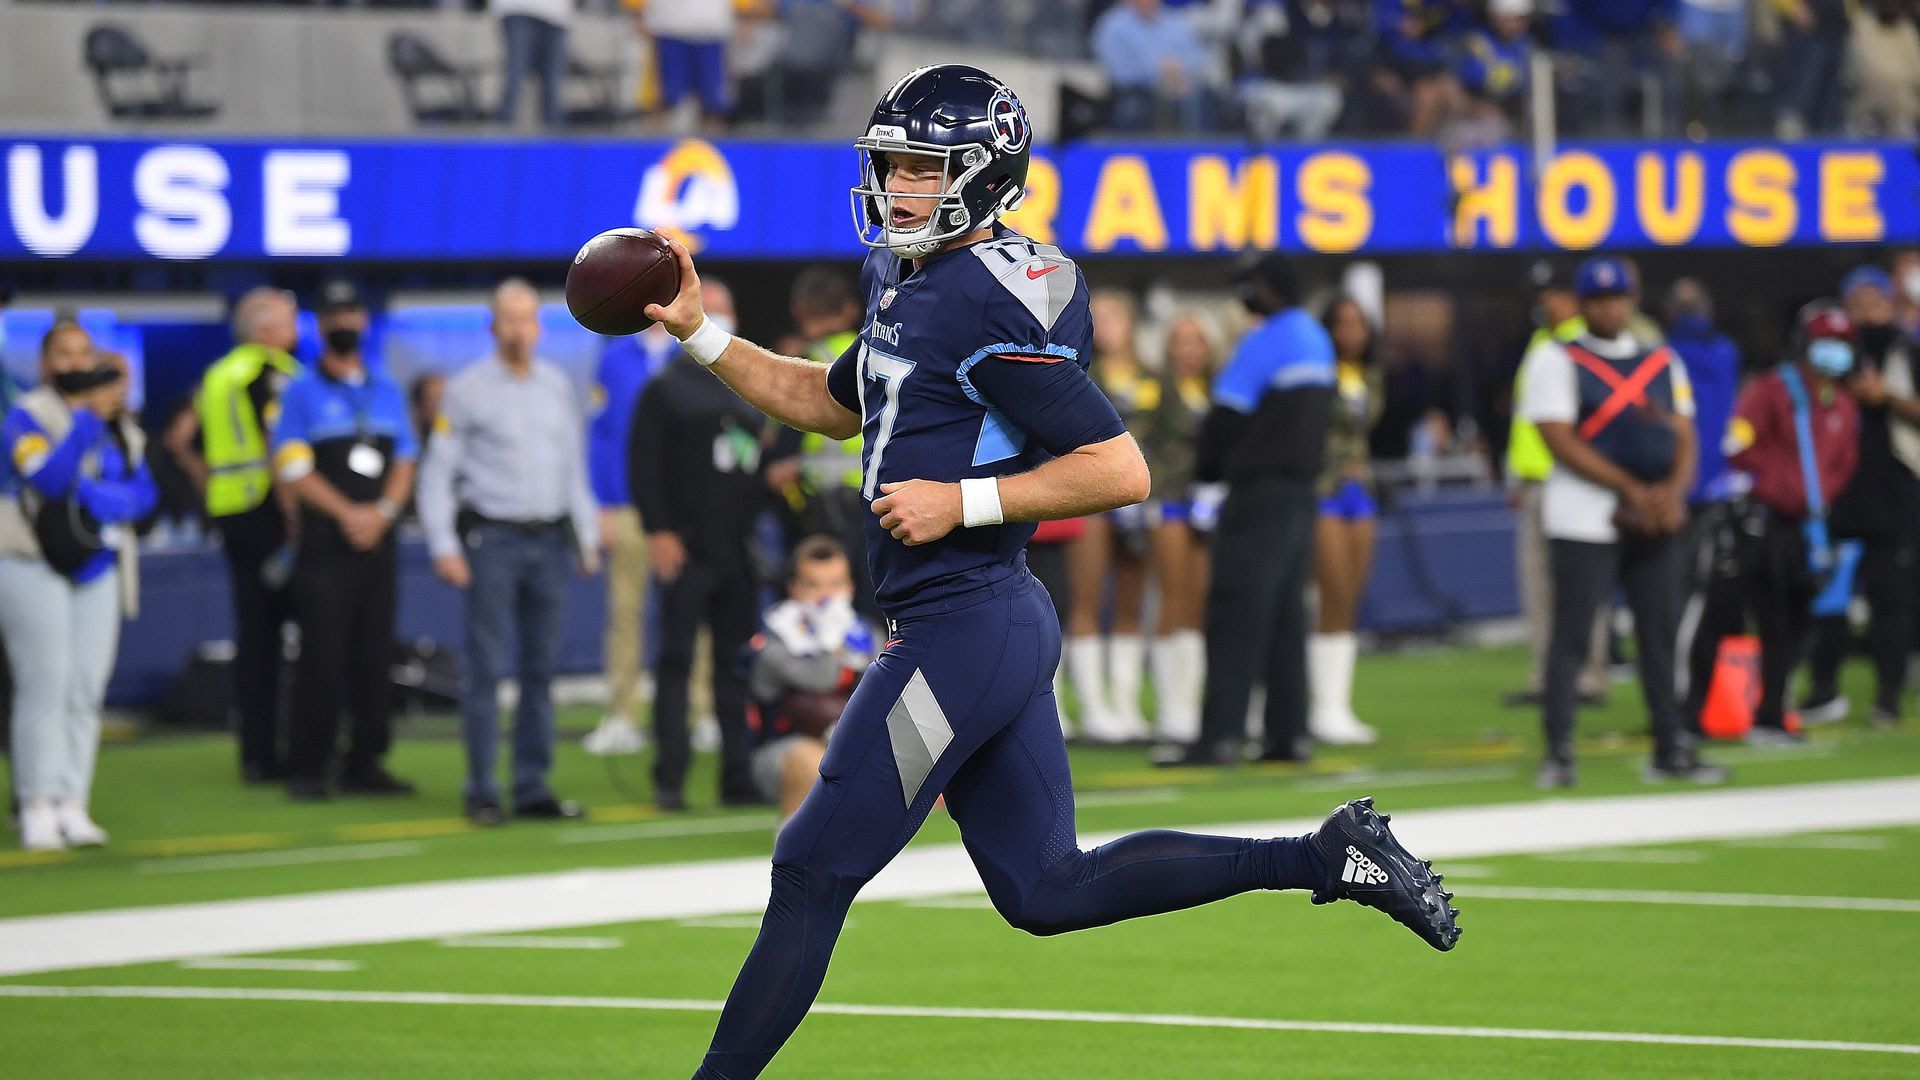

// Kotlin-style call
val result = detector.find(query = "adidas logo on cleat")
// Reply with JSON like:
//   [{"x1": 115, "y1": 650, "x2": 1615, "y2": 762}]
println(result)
[{"x1": 1342, "y1": 845, "x2": 1389, "y2": 886}]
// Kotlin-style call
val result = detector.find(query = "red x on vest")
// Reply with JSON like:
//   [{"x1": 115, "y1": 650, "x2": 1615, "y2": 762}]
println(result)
[{"x1": 1565, "y1": 343, "x2": 1673, "y2": 442}]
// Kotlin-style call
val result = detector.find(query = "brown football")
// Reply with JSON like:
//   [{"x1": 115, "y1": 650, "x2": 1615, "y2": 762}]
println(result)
[{"x1": 565, "y1": 228, "x2": 680, "y2": 336}]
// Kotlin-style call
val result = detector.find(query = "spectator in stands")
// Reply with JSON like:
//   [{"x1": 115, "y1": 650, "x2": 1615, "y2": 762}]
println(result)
[
  {"x1": 1139, "y1": 313, "x2": 1217, "y2": 746},
  {"x1": 1503, "y1": 264, "x2": 1612, "y2": 709},
  {"x1": 270, "y1": 282, "x2": 417, "y2": 801},
  {"x1": 0, "y1": 321, "x2": 156, "y2": 850},
  {"x1": 778, "y1": 267, "x2": 873, "y2": 617},
  {"x1": 1895, "y1": 249, "x2": 1920, "y2": 336},
  {"x1": 1093, "y1": 0, "x2": 1216, "y2": 132},
  {"x1": 1552, "y1": 0, "x2": 1685, "y2": 136},
  {"x1": 418, "y1": 279, "x2": 599, "y2": 827},
  {"x1": 167, "y1": 287, "x2": 303, "y2": 785},
  {"x1": 1455, "y1": 0, "x2": 1534, "y2": 138},
  {"x1": 1372, "y1": 0, "x2": 1472, "y2": 135},
  {"x1": 580, "y1": 323, "x2": 676, "y2": 759},
  {"x1": 628, "y1": 280, "x2": 768, "y2": 812},
  {"x1": 1847, "y1": 0, "x2": 1920, "y2": 136},
  {"x1": 1663, "y1": 278, "x2": 1742, "y2": 513},
  {"x1": 496, "y1": 0, "x2": 572, "y2": 129},
  {"x1": 1065, "y1": 289, "x2": 1152, "y2": 744},
  {"x1": 1521, "y1": 255, "x2": 1723, "y2": 787},
  {"x1": 1233, "y1": 0, "x2": 1349, "y2": 141},
  {"x1": 1803, "y1": 267, "x2": 1920, "y2": 727},
  {"x1": 745, "y1": 536, "x2": 881, "y2": 826},
  {"x1": 1160, "y1": 254, "x2": 1334, "y2": 768},
  {"x1": 1309, "y1": 296, "x2": 1384, "y2": 747},
  {"x1": 1686, "y1": 302, "x2": 1858, "y2": 745},
  {"x1": 1677, "y1": 0, "x2": 1749, "y2": 133},
  {"x1": 769, "y1": 0, "x2": 893, "y2": 125},
  {"x1": 1775, "y1": 0, "x2": 1851, "y2": 137},
  {"x1": 637, "y1": 0, "x2": 734, "y2": 132}
]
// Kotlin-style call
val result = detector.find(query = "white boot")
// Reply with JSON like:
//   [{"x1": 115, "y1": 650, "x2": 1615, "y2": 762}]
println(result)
[
  {"x1": 1151, "y1": 634, "x2": 1200, "y2": 743},
  {"x1": 1066, "y1": 636, "x2": 1124, "y2": 743},
  {"x1": 1175, "y1": 630, "x2": 1207, "y2": 741},
  {"x1": 1107, "y1": 634, "x2": 1151, "y2": 740},
  {"x1": 19, "y1": 799, "x2": 64, "y2": 852},
  {"x1": 582, "y1": 714, "x2": 646, "y2": 756},
  {"x1": 54, "y1": 798, "x2": 107, "y2": 847},
  {"x1": 691, "y1": 715, "x2": 721, "y2": 752},
  {"x1": 1308, "y1": 632, "x2": 1377, "y2": 745}
]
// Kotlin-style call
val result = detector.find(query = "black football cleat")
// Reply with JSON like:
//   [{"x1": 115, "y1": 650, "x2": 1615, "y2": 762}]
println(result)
[{"x1": 1308, "y1": 797, "x2": 1462, "y2": 952}]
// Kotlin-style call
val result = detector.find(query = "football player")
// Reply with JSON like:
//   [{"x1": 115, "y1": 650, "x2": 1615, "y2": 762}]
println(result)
[{"x1": 641, "y1": 66, "x2": 1462, "y2": 1079}]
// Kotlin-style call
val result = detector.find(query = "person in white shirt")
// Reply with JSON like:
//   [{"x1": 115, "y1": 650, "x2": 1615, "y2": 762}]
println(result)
[{"x1": 1519, "y1": 255, "x2": 1727, "y2": 789}]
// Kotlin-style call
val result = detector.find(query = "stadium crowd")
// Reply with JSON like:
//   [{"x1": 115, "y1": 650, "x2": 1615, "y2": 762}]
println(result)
[
  {"x1": 63, "y1": 0, "x2": 1920, "y2": 140},
  {"x1": 4, "y1": 242, "x2": 1919, "y2": 847}
]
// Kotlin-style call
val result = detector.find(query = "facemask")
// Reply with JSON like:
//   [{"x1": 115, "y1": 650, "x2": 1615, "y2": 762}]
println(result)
[
  {"x1": 1807, "y1": 338, "x2": 1854, "y2": 378},
  {"x1": 324, "y1": 327, "x2": 362, "y2": 355},
  {"x1": 1858, "y1": 323, "x2": 1898, "y2": 359},
  {"x1": 52, "y1": 364, "x2": 122, "y2": 396},
  {"x1": 1668, "y1": 310, "x2": 1712, "y2": 338}
]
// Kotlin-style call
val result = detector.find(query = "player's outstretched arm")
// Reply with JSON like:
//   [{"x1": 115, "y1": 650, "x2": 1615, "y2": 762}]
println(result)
[
  {"x1": 643, "y1": 239, "x2": 861, "y2": 440},
  {"x1": 874, "y1": 432, "x2": 1150, "y2": 546}
]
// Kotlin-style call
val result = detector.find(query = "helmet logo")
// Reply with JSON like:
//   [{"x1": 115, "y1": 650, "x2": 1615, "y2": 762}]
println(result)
[{"x1": 988, "y1": 89, "x2": 1028, "y2": 154}]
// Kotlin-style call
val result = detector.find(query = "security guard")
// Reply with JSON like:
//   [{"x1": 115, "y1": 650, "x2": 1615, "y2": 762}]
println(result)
[
  {"x1": 785, "y1": 267, "x2": 873, "y2": 616},
  {"x1": 171, "y1": 287, "x2": 304, "y2": 783},
  {"x1": 270, "y1": 282, "x2": 417, "y2": 800}
]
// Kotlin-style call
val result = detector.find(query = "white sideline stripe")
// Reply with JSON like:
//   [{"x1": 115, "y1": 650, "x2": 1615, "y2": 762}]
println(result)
[
  {"x1": 1292, "y1": 765, "x2": 1517, "y2": 792},
  {"x1": 438, "y1": 936, "x2": 622, "y2": 950},
  {"x1": 0, "y1": 985, "x2": 1914, "y2": 1057},
  {"x1": 137, "y1": 842, "x2": 429, "y2": 875},
  {"x1": 1461, "y1": 885, "x2": 1920, "y2": 914},
  {"x1": 556, "y1": 818, "x2": 778, "y2": 846},
  {"x1": 6, "y1": 777, "x2": 1920, "y2": 977},
  {"x1": 1537, "y1": 849, "x2": 1704, "y2": 864},
  {"x1": 178, "y1": 959, "x2": 362, "y2": 973}
]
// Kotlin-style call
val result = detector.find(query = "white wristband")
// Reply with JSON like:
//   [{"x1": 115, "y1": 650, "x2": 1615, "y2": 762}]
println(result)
[
  {"x1": 677, "y1": 316, "x2": 733, "y2": 366},
  {"x1": 960, "y1": 477, "x2": 1003, "y2": 528}
]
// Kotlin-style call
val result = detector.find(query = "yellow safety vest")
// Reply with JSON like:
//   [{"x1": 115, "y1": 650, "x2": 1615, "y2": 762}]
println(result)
[
  {"x1": 1506, "y1": 316, "x2": 1584, "y2": 483},
  {"x1": 195, "y1": 342, "x2": 301, "y2": 517},
  {"x1": 800, "y1": 330, "x2": 864, "y2": 492}
]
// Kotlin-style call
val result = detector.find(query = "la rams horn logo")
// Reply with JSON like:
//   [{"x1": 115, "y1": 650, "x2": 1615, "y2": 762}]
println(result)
[{"x1": 988, "y1": 89, "x2": 1028, "y2": 155}]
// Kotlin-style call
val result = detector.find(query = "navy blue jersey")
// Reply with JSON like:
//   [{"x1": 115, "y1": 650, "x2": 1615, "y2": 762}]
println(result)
[{"x1": 826, "y1": 231, "x2": 1125, "y2": 618}]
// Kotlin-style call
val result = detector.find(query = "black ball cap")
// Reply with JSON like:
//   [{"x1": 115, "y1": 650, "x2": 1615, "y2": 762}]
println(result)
[
  {"x1": 1234, "y1": 251, "x2": 1298, "y2": 301},
  {"x1": 317, "y1": 278, "x2": 365, "y2": 314},
  {"x1": 1529, "y1": 260, "x2": 1574, "y2": 295}
]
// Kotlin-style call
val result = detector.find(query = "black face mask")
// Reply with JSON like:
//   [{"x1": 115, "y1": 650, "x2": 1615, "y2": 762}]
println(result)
[
  {"x1": 52, "y1": 364, "x2": 122, "y2": 396},
  {"x1": 1858, "y1": 323, "x2": 1898, "y2": 360},
  {"x1": 324, "y1": 327, "x2": 362, "y2": 355}
]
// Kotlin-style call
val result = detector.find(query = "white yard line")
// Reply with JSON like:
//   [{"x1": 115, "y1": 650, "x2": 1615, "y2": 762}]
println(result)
[
  {"x1": 6, "y1": 777, "x2": 1920, "y2": 977},
  {"x1": 437, "y1": 936, "x2": 623, "y2": 950},
  {"x1": 137, "y1": 842, "x2": 429, "y2": 876},
  {"x1": 177, "y1": 959, "x2": 361, "y2": 973},
  {"x1": 1459, "y1": 885, "x2": 1920, "y2": 914},
  {"x1": 0, "y1": 985, "x2": 1912, "y2": 1057},
  {"x1": 554, "y1": 818, "x2": 776, "y2": 846}
]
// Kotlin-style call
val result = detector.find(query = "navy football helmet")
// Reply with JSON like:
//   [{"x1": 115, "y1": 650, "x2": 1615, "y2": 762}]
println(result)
[{"x1": 851, "y1": 65, "x2": 1031, "y2": 259}]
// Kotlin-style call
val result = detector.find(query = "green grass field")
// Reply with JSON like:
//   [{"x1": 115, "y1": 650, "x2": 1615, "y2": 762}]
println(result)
[{"x1": 4, "y1": 645, "x2": 1918, "y2": 1078}]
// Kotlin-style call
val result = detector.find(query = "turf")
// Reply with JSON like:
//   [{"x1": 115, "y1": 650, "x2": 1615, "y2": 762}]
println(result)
[{"x1": 3, "y1": 644, "x2": 1917, "y2": 1077}]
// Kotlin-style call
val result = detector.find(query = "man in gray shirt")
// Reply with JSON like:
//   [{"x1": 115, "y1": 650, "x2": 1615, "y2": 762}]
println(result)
[{"x1": 417, "y1": 278, "x2": 600, "y2": 825}]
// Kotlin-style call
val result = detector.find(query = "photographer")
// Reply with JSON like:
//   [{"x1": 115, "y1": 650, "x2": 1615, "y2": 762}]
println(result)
[{"x1": 0, "y1": 322, "x2": 156, "y2": 851}]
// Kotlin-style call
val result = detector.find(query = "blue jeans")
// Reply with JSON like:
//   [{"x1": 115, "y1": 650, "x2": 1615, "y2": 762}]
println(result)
[
  {"x1": 498, "y1": 14, "x2": 567, "y2": 128},
  {"x1": 459, "y1": 522, "x2": 571, "y2": 806}
]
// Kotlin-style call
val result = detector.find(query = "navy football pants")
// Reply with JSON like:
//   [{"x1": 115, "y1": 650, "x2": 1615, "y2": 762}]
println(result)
[{"x1": 693, "y1": 573, "x2": 1323, "y2": 1079}]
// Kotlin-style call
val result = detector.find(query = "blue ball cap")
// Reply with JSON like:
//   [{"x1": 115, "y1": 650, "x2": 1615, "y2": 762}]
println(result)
[
  {"x1": 1574, "y1": 256, "x2": 1632, "y2": 299},
  {"x1": 1840, "y1": 265, "x2": 1893, "y2": 298}
]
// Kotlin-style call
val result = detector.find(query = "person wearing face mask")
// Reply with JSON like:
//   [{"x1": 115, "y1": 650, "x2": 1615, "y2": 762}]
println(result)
[
  {"x1": 1522, "y1": 256, "x2": 1726, "y2": 788},
  {"x1": 627, "y1": 280, "x2": 769, "y2": 812},
  {"x1": 1157, "y1": 253, "x2": 1335, "y2": 768},
  {"x1": 1685, "y1": 303, "x2": 1860, "y2": 748},
  {"x1": 1800, "y1": 267, "x2": 1920, "y2": 728},
  {"x1": 269, "y1": 282, "x2": 418, "y2": 801},
  {"x1": 745, "y1": 536, "x2": 882, "y2": 827},
  {"x1": 0, "y1": 321, "x2": 157, "y2": 850}
]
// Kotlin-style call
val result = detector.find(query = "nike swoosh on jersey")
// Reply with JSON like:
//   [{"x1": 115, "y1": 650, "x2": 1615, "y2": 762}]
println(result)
[{"x1": 1025, "y1": 263, "x2": 1060, "y2": 280}]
